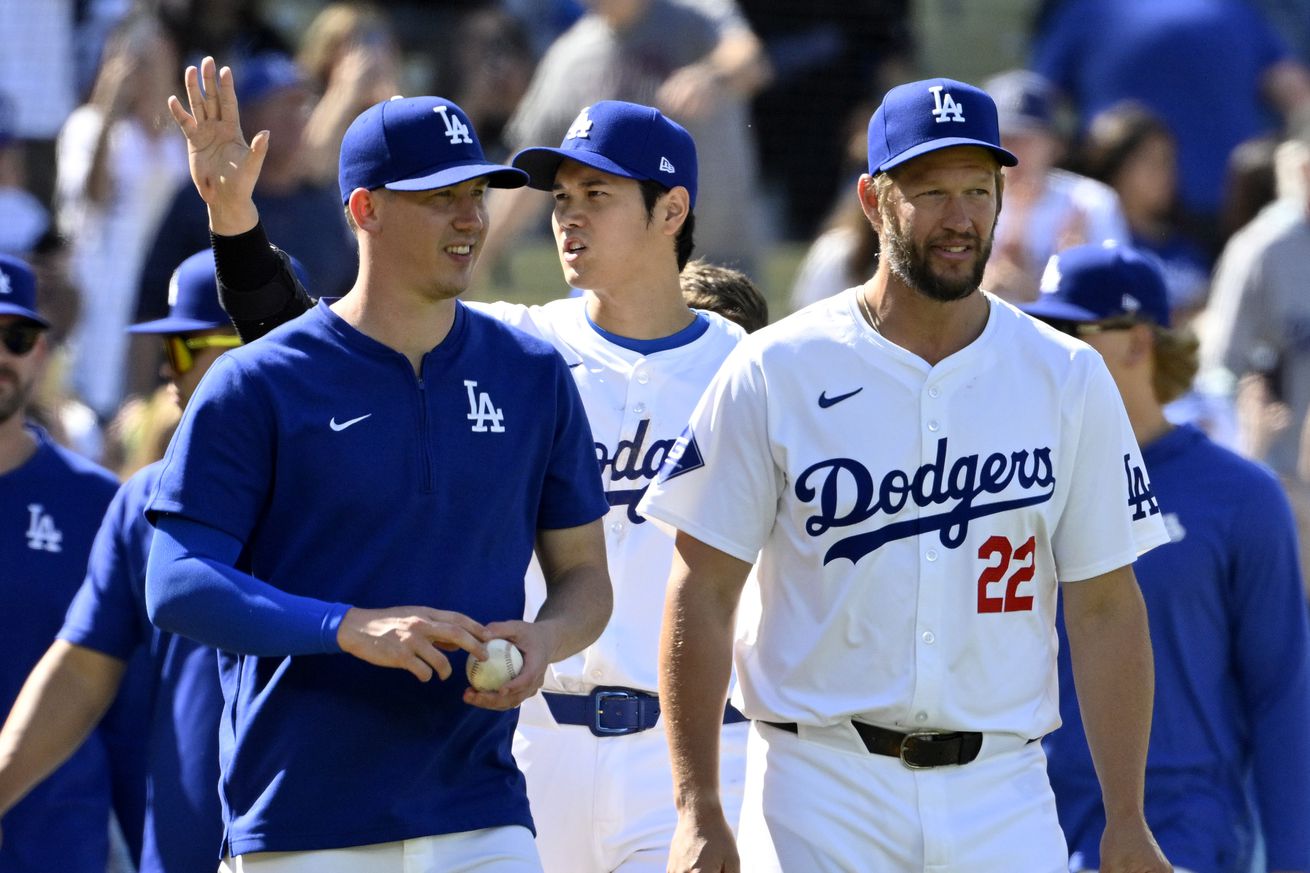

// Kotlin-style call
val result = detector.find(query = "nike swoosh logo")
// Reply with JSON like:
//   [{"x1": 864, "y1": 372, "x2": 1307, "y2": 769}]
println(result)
[
  {"x1": 818, "y1": 388, "x2": 863, "y2": 408},
  {"x1": 329, "y1": 413, "x2": 372, "y2": 432}
]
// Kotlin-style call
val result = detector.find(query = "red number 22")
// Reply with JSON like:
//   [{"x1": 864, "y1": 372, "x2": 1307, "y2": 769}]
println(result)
[{"x1": 976, "y1": 535, "x2": 1036, "y2": 614}]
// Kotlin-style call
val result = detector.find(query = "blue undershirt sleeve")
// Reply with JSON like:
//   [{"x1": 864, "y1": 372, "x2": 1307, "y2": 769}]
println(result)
[{"x1": 146, "y1": 514, "x2": 350, "y2": 656}]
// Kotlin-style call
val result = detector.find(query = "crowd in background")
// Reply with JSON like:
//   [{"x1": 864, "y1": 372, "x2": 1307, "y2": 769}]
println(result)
[{"x1": 4, "y1": 0, "x2": 1310, "y2": 869}]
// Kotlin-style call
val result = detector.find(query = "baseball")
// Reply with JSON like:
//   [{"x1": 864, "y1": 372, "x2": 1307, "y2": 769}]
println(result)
[{"x1": 466, "y1": 638, "x2": 523, "y2": 692}]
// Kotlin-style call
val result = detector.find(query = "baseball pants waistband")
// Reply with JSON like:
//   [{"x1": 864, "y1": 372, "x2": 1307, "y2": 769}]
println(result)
[
  {"x1": 759, "y1": 720, "x2": 1036, "y2": 768},
  {"x1": 542, "y1": 687, "x2": 747, "y2": 737}
]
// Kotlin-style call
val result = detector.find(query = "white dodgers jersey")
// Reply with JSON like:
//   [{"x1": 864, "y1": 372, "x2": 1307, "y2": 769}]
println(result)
[
  {"x1": 640, "y1": 288, "x2": 1169, "y2": 739},
  {"x1": 474, "y1": 297, "x2": 744, "y2": 693}
]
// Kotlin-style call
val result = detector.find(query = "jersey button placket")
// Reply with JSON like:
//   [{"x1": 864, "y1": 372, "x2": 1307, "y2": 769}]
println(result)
[{"x1": 910, "y1": 379, "x2": 948, "y2": 724}]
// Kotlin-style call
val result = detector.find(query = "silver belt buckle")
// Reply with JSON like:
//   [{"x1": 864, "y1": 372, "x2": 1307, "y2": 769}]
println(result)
[{"x1": 899, "y1": 730, "x2": 948, "y2": 770}]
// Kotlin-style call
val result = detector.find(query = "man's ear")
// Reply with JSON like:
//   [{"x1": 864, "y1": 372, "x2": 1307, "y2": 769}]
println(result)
[
  {"x1": 857, "y1": 174, "x2": 883, "y2": 233},
  {"x1": 660, "y1": 185, "x2": 691, "y2": 236},
  {"x1": 347, "y1": 187, "x2": 383, "y2": 233}
]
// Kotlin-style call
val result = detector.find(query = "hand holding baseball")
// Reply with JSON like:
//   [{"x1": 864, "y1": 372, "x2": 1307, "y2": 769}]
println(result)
[
  {"x1": 466, "y1": 638, "x2": 523, "y2": 692},
  {"x1": 462, "y1": 619, "x2": 559, "y2": 711}
]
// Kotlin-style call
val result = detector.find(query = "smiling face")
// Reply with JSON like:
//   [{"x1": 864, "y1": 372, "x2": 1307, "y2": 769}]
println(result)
[
  {"x1": 550, "y1": 159, "x2": 673, "y2": 293},
  {"x1": 866, "y1": 146, "x2": 1002, "y2": 303},
  {"x1": 372, "y1": 176, "x2": 490, "y2": 299}
]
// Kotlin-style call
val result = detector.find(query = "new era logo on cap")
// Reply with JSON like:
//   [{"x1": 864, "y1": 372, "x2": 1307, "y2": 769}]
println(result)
[
  {"x1": 868, "y1": 78, "x2": 1018, "y2": 174},
  {"x1": 512, "y1": 101, "x2": 699, "y2": 206},
  {"x1": 338, "y1": 96, "x2": 526, "y2": 204}
]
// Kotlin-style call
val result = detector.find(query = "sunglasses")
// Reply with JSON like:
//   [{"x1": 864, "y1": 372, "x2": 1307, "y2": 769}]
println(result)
[
  {"x1": 163, "y1": 334, "x2": 242, "y2": 375},
  {"x1": 0, "y1": 321, "x2": 44, "y2": 356},
  {"x1": 1050, "y1": 317, "x2": 1140, "y2": 338}
]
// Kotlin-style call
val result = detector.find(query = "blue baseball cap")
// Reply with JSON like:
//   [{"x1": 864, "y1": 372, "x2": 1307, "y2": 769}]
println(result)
[
  {"x1": 868, "y1": 78, "x2": 1018, "y2": 174},
  {"x1": 512, "y1": 101, "x2": 699, "y2": 207},
  {"x1": 233, "y1": 53, "x2": 306, "y2": 107},
  {"x1": 338, "y1": 96, "x2": 528, "y2": 205},
  {"x1": 1023, "y1": 243, "x2": 1171, "y2": 328},
  {"x1": 0, "y1": 254, "x2": 48, "y2": 327},
  {"x1": 984, "y1": 70, "x2": 1055, "y2": 134}
]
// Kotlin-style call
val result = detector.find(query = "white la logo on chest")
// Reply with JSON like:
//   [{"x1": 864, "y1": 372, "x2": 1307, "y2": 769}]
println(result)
[
  {"x1": 433, "y1": 105, "x2": 473, "y2": 145},
  {"x1": 25, "y1": 504, "x2": 63, "y2": 553},
  {"x1": 566, "y1": 108, "x2": 593, "y2": 140},
  {"x1": 929, "y1": 85, "x2": 965, "y2": 123},
  {"x1": 464, "y1": 380, "x2": 505, "y2": 433}
]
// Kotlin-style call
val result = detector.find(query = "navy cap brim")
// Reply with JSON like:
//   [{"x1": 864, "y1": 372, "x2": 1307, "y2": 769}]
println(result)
[
  {"x1": 383, "y1": 163, "x2": 527, "y2": 193},
  {"x1": 127, "y1": 316, "x2": 228, "y2": 335},
  {"x1": 1019, "y1": 297, "x2": 1100, "y2": 323},
  {"x1": 512, "y1": 147, "x2": 643, "y2": 190},
  {"x1": 876, "y1": 137, "x2": 1018, "y2": 174},
  {"x1": 0, "y1": 303, "x2": 49, "y2": 328}
]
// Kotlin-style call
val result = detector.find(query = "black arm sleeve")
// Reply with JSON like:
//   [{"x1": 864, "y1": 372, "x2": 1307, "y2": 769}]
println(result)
[{"x1": 211, "y1": 222, "x2": 317, "y2": 343}]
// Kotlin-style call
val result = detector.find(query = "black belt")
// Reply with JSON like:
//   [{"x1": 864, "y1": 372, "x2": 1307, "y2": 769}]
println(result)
[
  {"x1": 763, "y1": 720, "x2": 984, "y2": 769},
  {"x1": 543, "y1": 687, "x2": 747, "y2": 737}
]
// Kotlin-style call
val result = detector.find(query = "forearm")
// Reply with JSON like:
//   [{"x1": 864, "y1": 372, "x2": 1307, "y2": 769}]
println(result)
[
  {"x1": 146, "y1": 516, "x2": 349, "y2": 656},
  {"x1": 660, "y1": 534, "x2": 746, "y2": 815},
  {"x1": 533, "y1": 535, "x2": 612, "y2": 663},
  {"x1": 212, "y1": 222, "x2": 315, "y2": 342},
  {"x1": 706, "y1": 29, "x2": 773, "y2": 97},
  {"x1": 0, "y1": 642, "x2": 124, "y2": 815},
  {"x1": 1064, "y1": 575, "x2": 1154, "y2": 822}
]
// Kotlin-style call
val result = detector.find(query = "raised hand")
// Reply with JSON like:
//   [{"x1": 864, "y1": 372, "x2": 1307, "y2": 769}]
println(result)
[{"x1": 166, "y1": 55, "x2": 266, "y2": 235}]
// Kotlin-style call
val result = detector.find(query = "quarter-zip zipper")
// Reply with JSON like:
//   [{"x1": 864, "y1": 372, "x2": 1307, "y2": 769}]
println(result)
[{"x1": 415, "y1": 361, "x2": 434, "y2": 494}]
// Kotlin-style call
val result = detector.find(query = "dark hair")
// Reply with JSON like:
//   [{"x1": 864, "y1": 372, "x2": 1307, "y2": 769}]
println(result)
[
  {"x1": 1079, "y1": 101, "x2": 1174, "y2": 185},
  {"x1": 638, "y1": 178, "x2": 695, "y2": 270},
  {"x1": 680, "y1": 259, "x2": 769, "y2": 333}
]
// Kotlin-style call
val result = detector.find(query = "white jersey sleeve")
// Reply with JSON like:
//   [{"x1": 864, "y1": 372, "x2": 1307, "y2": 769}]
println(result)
[
  {"x1": 1052, "y1": 354, "x2": 1170, "y2": 581},
  {"x1": 640, "y1": 339, "x2": 780, "y2": 563}
]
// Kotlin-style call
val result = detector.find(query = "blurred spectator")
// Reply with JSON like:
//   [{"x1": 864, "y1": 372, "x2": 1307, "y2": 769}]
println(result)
[
  {"x1": 680, "y1": 258, "x2": 768, "y2": 332},
  {"x1": 1221, "y1": 133, "x2": 1280, "y2": 244},
  {"x1": 24, "y1": 233, "x2": 104, "y2": 463},
  {"x1": 789, "y1": 199, "x2": 878, "y2": 313},
  {"x1": 1079, "y1": 101, "x2": 1211, "y2": 321},
  {"x1": 55, "y1": 12, "x2": 188, "y2": 424},
  {"x1": 788, "y1": 102, "x2": 879, "y2": 311},
  {"x1": 134, "y1": 52, "x2": 356, "y2": 380},
  {"x1": 1031, "y1": 0, "x2": 1310, "y2": 255},
  {"x1": 0, "y1": 254, "x2": 120, "y2": 873},
  {"x1": 737, "y1": 0, "x2": 912, "y2": 238},
  {"x1": 296, "y1": 2, "x2": 402, "y2": 187},
  {"x1": 484, "y1": 0, "x2": 771, "y2": 277},
  {"x1": 100, "y1": 388, "x2": 179, "y2": 482},
  {"x1": 0, "y1": 0, "x2": 78, "y2": 211},
  {"x1": 982, "y1": 69, "x2": 1129, "y2": 304},
  {"x1": 1026, "y1": 243, "x2": 1310, "y2": 873},
  {"x1": 0, "y1": 94, "x2": 51, "y2": 257},
  {"x1": 1201, "y1": 122, "x2": 1310, "y2": 480},
  {"x1": 159, "y1": 0, "x2": 289, "y2": 63},
  {"x1": 1251, "y1": 0, "x2": 1310, "y2": 67},
  {"x1": 501, "y1": 0, "x2": 585, "y2": 57},
  {"x1": 437, "y1": 8, "x2": 536, "y2": 160}
]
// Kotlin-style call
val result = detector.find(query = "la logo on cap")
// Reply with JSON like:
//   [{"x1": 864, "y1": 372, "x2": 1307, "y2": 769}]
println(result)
[
  {"x1": 0, "y1": 272, "x2": 10, "y2": 295},
  {"x1": 433, "y1": 105, "x2": 472, "y2": 145},
  {"x1": 566, "y1": 108, "x2": 593, "y2": 140},
  {"x1": 929, "y1": 84, "x2": 966, "y2": 123}
]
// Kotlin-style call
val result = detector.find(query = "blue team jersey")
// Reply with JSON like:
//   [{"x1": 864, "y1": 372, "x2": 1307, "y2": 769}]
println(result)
[
  {"x1": 0, "y1": 426, "x2": 118, "y2": 873},
  {"x1": 148, "y1": 299, "x2": 608, "y2": 855},
  {"x1": 60, "y1": 462, "x2": 224, "y2": 873},
  {"x1": 1046, "y1": 424, "x2": 1310, "y2": 873}
]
